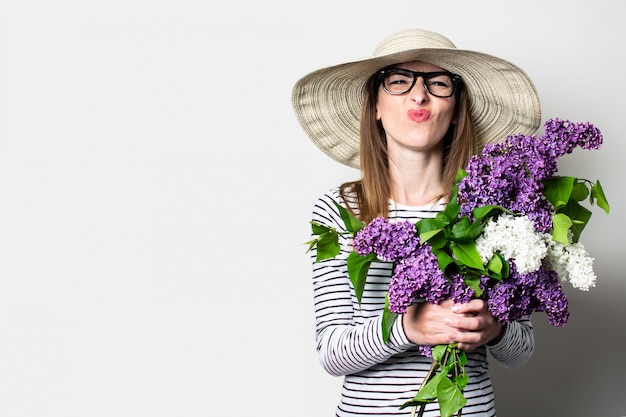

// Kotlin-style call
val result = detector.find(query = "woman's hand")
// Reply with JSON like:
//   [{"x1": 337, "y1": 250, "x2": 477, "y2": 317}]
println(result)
[{"x1": 402, "y1": 298, "x2": 504, "y2": 351}]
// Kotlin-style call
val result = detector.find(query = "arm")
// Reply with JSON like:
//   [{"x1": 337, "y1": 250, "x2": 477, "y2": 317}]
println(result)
[
  {"x1": 310, "y1": 190, "x2": 415, "y2": 376},
  {"x1": 486, "y1": 317, "x2": 534, "y2": 368}
]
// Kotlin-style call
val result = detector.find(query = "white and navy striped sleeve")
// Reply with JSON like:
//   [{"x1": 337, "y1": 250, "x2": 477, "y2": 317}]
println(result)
[
  {"x1": 309, "y1": 188, "x2": 414, "y2": 376},
  {"x1": 487, "y1": 317, "x2": 534, "y2": 368}
]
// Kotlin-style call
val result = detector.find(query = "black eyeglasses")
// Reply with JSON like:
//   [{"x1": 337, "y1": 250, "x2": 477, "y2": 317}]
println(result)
[{"x1": 380, "y1": 68, "x2": 461, "y2": 98}]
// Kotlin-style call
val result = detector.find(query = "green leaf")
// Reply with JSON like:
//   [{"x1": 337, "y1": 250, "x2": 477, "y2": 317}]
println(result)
[
  {"x1": 420, "y1": 228, "x2": 444, "y2": 243},
  {"x1": 417, "y1": 216, "x2": 448, "y2": 245},
  {"x1": 347, "y1": 252, "x2": 377, "y2": 304},
  {"x1": 414, "y1": 371, "x2": 446, "y2": 402},
  {"x1": 304, "y1": 238, "x2": 318, "y2": 253},
  {"x1": 450, "y1": 217, "x2": 472, "y2": 241},
  {"x1": 333, "y1": 201, "x2": 365, "y2": 233},
  {"x1": 455, "y1": 168, "x2": 468, "y2": 182},
  {"x1": 463, "y1": 274, "x2": 484, "y2": 298},
  {"x1": 311, "y1": 221, "x2": 332, "y2": 235},
  {"x1": 591, "y1": 180, "x2": 611, "y2": 214},
  {"x1": 432, "y1": 344, "x2": 447, "y2": 362},
  {"x1": 551, "y1": 213, "x2": 573, "y2": 244},
  {"x1": 560, "y1": 200, "x2": 592, "y2": 243},
  {"x1": 454, "y1": 373, "x2": 469, "y2": 391},
  {"x1": 444, "y1": 197, "x2": 461, "y2": 220},
  {"x1": 471, "y1": 205, "x2": 503, "y2": 224},
  {"x1": 570, "y1": 180, "x2": 589, "y2": 201},
  {"x1": 543, "y1": 176, "x2": 575, "y2": 211},
  {"x1": 450, "y1": 242, "x2": 484, "y2": 270},
  {"x1": 464, "y1": 219, "x2": 487, "y2": 241},
  {"x1": 436, "y1": 376, "x2": 467, "y2": 417},
  {"x1": 417, "y1": 217, "x2": 446, "y2": 234},
  {"x1": 485, "y1": 253, "x2": 503, "y2": 277},
  {"x1": 382, "y1": 296, "x2": 398, "y2": 344},
  {"x1": 424, "y1": 232, "x2": 447, "y2": 250},
  {"x1": 431, "y1": 248, "x2": 457, "y2": 275},
  {"x1": 307, "y1": 222, "x2": 342, "y2": 261},
  {"x1": 457, "y1": 349, "x2": 467, "y2": 366},
  {"x1": 486, "y1": 252, "x2": 509, "y2": 280},
  {"x1": 403, "y1": 345, "x2": 469, "y2": 415},
  {"x1": 314, "y1": 232, "x2": 341, "y2": 262},
  {"x1": 451, "y1": 347, "x2": 468, "y2": 389},
  {"x1": 435, "y1": 209, "x2": 452, "y2": 224}
]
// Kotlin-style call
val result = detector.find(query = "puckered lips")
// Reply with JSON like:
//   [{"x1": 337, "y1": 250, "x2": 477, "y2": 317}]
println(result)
[{"x1": 407, "y1": 109, "x2": 430, "y2": 122}]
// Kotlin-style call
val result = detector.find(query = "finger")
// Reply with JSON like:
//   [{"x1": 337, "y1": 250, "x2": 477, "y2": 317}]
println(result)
[{"x1": 451, "y1": 299, "x2": 486, "y2": 315}]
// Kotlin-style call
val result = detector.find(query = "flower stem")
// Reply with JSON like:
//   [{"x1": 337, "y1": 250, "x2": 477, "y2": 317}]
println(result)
[
  {"x1": 451, "y1": 348, "x2": 463, "y2": 417},
  {"x1": 410, "y1": 347, "x2": 452, "y2": 417}
]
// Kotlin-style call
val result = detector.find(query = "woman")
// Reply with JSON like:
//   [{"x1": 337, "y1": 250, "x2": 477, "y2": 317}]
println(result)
[{"x1": 292, "y1": 28, "x2": 541, "y2": 416}]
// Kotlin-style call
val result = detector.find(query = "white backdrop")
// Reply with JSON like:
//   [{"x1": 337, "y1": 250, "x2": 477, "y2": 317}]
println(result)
[{"x1": 0, "y1": 1, "x2": 624, "y2": 416}]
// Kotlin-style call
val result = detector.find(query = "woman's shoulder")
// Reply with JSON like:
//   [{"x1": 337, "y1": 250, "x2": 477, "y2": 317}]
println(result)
[
  {"x1": 314, "y1": 185, "x2": 344, "y2": 202},
  {"x1": 314, "y1": 185, "x2": 359, "y2": 209},
  {"x1": 312, "y1": 186, "x2": 342, "y2": 216},
  {"x1": 311, "y1": 185, "x2": 359, "y2": 229}
]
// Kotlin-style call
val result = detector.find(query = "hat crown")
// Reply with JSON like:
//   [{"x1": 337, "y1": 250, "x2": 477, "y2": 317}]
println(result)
[{"x1": 373, "y1": 29, "x2": 457, "y2": 57}]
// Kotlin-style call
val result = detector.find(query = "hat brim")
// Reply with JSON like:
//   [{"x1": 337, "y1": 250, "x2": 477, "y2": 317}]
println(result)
[{"x1": 292, "y1": 47, "x2": 541, "y2": 169}]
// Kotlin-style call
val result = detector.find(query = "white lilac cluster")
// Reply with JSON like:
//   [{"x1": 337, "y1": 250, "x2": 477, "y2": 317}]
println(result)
[
  {"x1": 475, "y1": 214, "x2": 547, "y2": 274},
  {"x1": 543, "y1": 236, "x2": 596, "y2": 291},
  {"x1": 476, "y1": 213, "x2": 596, "y2": 291}
]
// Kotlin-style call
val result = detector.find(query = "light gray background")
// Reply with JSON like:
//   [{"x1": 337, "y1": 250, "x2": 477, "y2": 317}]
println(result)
[{"x1": 0, "y1": 1, "x2": 623, "y2": 417}]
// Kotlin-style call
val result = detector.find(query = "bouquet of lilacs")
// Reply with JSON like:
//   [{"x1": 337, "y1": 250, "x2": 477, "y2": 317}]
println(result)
[{"x1": 307, "y1": 118, "x2": 610, "y2": 417}]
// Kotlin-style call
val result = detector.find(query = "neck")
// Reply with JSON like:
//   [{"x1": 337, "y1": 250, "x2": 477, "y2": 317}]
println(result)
[{"x1": 388, "y1": 151, "x2": 444, "y2": 206}]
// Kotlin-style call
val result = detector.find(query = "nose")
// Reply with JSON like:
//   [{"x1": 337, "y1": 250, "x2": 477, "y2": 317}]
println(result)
[{"x1": 409, "y1": 76, "x2": 429, "y2": 104}]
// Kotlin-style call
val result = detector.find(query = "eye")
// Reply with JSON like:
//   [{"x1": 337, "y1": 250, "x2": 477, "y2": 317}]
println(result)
[
  {"x1": 387, "y1": 72, "x2": 413, "y2": 85},
  {"x1": 425, "y1": 74, "x2": 452, "y2": 88}
]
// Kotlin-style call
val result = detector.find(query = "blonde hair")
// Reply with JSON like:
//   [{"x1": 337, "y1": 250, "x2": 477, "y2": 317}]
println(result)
[{"x1": 340, "y1": 71, "x2": 477, "y2": 223}]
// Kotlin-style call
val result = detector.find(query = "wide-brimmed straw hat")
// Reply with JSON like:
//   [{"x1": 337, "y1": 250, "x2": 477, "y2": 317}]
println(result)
[{"x1": 292, "y1": 28, "x2": 541, "y2": 169}]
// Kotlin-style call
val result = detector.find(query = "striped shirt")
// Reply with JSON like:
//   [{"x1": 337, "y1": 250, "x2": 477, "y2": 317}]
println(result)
[{"x1": 310, "y1": 187, "x2": 535, "y2": 416}]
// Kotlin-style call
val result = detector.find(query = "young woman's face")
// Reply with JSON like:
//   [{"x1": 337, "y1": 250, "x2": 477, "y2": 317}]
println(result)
[{"x1": 376, "y1": 61, "x2": 456, "y2": 158}]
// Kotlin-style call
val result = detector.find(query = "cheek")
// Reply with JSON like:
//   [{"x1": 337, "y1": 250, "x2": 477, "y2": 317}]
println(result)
[
  {"x1": 376, "y1": 96, "x2": 400, "y2": 123},
  {"x1": 436, "y1": 102, "x2": 456, "y2": 125}
]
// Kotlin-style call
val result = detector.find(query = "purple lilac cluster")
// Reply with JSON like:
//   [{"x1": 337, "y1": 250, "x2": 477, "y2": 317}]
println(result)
[
  {"x1": 352, "y1": 217, "x2": 451, "y2": 313},
  {"x1": 457, "y1": 118, "x2": 603, "y2": 233},
  {"x1": 389, "y1": 247, "x2": 448, "y2": 313},
  {"x1": 352, "y1": 217, "x2": 421, "y2": 262},
  {"x1": 486, "y1": 263, "x2": 569, "y2": 327},
  {"x1": 448, "y1": 273, "x2": 489, "y2": 304}
]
